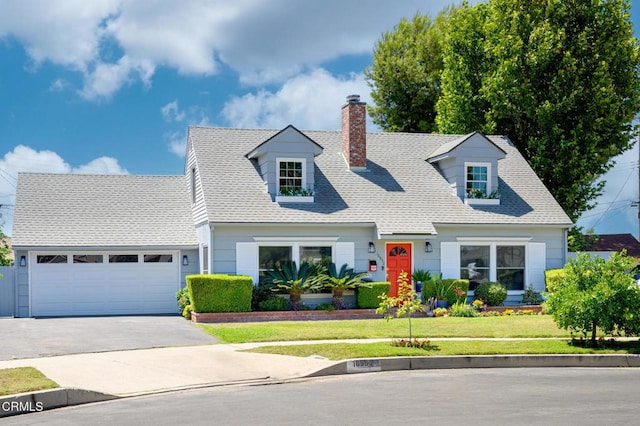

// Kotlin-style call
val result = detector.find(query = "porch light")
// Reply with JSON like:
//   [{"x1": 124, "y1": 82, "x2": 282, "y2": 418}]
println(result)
[
  {"x1": 425, "y1": 241, "x2": 433, "y2": 253},
  {"x1": 368, "y1": 242, "x2": 376, "y2": 253},
  {"x1": 20, "y1": 256, "x2": 26, "y2": 267},
  {"x1": 182, "y1": 255, "x2": 189, "y2": 266}
]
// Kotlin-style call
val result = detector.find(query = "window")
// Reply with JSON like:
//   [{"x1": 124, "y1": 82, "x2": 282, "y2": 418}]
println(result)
[
  {"x1": 460, "y1": 246, "x2": 490, "y2": 290},
  {"x1": 191, "y1": 168, "x2": 196, "y2": 204},
  {"x1": 497, "y1": 246, "x2": 525, "y2": 291},
  {"x1": 299, "y1": 246, "x2": 332, "y2": 265},
  {"x1": 144, "y1": 254, "x2": 173, "y2": 263},
  {"x1": 259, "y1": 246, "x2": 292, "y2": 281},
  {"x1": 37, "y1": 255, "x2": 67, "y2": 264},
  {"x1": 73, "y1": 254, "x2": 103, "y2": 263},
  {"x1": 459, "y1": 244, "x2": 525, "y2": 291},
  {"x1": 465, "y1": 162, "x2": 490, "y2": 196},
  {"x1": 277, "y1": 158, "x2": 305, "y2": 195},
  {"x1": 109, "y1": 254, "x2": 138, "y2": 263}
]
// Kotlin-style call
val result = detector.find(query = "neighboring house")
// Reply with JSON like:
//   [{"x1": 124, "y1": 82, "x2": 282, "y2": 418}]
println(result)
[
  {"x1": 568, "y1": 233, "x2": 640, "y2": 260},
  {"x1": 11, "y1": 95, "x2": 572, "y2": 317}
]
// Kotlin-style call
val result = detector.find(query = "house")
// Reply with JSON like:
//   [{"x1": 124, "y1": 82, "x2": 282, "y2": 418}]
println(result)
[
  {"x1": 11, "y1": 95, "x2": 572, "y2": 317},
  {"x1": 568, "y1": 233, "x2": 640, "y2": 260}
]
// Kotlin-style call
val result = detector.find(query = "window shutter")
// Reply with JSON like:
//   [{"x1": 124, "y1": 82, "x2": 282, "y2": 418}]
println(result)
[
  {"x1": 440, "y1": 242, "x2": 460, "y2": 279},
  {"x1": 236, "y1": 242, "x2": 259, "y2": 285},
  {"x1": 527, "y1": 242, "x2": 546, "y2": 293},
  {"x1": 335, "y1": 242, "x2": 355, "y2": 269}
]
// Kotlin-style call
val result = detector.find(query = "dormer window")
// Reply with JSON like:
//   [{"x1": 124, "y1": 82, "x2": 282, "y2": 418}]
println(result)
[
  {"x1": 465, "y1": 162, "x2": 499, "y2": 205},
  {"x1": 278, "y1": 158, "x2": 305, "y2": 195}
]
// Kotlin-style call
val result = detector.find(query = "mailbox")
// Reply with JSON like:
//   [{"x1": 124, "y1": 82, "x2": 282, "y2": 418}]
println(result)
[{"x1": 369, "y1": 260, "x2": 377, "y2": 272}]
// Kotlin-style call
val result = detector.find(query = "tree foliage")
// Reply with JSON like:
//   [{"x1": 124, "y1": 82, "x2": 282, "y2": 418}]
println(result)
[
  {"x1": 544, "y1": 252, "x2": 640, "y2": 345},
  {"x1": 368, "y1": 0, "x2": 640, "y2": 223},
  {"x1": 0, "y1": 224, "x2": 10, "y2": 267},
  {"x1": 365, "y1": 9, "x2": 452, "y2": 133}
]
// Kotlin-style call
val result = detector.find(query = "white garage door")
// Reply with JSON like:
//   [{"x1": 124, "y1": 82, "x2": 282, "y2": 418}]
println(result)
[{"x1": 30, "y1": 251, "x2": 180, "y2": 316}]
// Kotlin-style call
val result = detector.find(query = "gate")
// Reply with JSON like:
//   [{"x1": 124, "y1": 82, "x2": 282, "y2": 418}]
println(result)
[{"x1": 0, "y1": 266, "x2": 15, "y2": 317}]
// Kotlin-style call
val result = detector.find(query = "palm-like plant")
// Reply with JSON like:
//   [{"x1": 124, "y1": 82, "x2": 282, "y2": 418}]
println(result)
[
  {"x1": 320, "y1": 263, "x2": 370, "y2": 309},
  {"x1": 263, "y1": 261, "x2": 325, "y2": 310}
]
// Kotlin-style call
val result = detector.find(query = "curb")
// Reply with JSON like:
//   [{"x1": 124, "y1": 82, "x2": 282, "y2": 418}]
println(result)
[
  {"x1": 0, "y1": 388, "x2": 117, "y2": 418},
  {"x1": 306, "y1": 354, "x2": 640, "y2": 377}
]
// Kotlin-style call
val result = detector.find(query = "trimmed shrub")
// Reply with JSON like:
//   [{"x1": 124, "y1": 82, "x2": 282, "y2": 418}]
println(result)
[
  {"x1": 257, "y1": 295, "x2": 288, "y2": 311},
  {"x1": 474, "y1": 281, "x2": 508, "y2": 306},
  {"x1": 422, "y1": 278, "x2": 469, "y2": 304},
  {"x1": 186, "y1": 274, "x2": 253, "y2": 313},
  {"x1": 544, "y1": 268, "x2": 565, "y2": 293},
  {"x1": 356, "y1": 281, "x2": 391, "y2": 308}
]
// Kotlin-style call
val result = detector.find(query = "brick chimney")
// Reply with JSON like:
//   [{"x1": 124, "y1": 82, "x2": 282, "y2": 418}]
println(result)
[{"x1": 341, "y1": 94, "x2": 367, "y2": 169}]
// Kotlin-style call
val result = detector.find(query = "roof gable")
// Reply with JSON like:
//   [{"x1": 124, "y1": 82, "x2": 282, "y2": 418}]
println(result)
[
  {"x1": 246, "y1": 125, "x2": 323, "y2": 159},
  {"x1": 427, "y1": 132, "x2": 507, "y2": 163}
]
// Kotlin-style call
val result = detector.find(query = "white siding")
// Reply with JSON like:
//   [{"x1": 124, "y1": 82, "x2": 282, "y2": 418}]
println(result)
[
  {"x1": 335, "y1": 242, "x2": 355, "y2": 269},
  {"x1": 527, "y1": 242, "x2": 546, "y2": 293}
]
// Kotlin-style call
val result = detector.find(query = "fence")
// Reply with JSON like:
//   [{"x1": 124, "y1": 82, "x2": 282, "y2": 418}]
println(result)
[{"x1": 0, "y1": 266, "x2": 15, "y2": 317}]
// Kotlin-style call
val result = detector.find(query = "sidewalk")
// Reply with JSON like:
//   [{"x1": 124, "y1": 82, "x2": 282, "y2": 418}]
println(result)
[{"x1": 2, "y1": 339, "x2": 640, "y2": 417}]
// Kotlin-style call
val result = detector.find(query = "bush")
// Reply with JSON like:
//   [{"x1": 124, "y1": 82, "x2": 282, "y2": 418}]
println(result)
[
  {"x1": 176, "y1": 286, "x2": 191, "y2": 316},
  {"x1": 521, "y1": 284, "x2": 542, "y2": 305},
  {"x1": 474, "y1": 282, "x2": 507, "y2": 306},
  {"x1": 356, "y1": 282, "x2": 390, "y2": 308},
  {"x1": 449, "y1": 302, "x2": 480, "y2": 317},
  {"x1": 252, "y1": 282, "x2": 277, "y2": 311},
  {"x1": 186, "y1": 274, "x2": 253, "y2": 313},
  {"x1": 544, "y1": 269, "x2": 565, "y2": 293},
  {"x1": 544, "y1": 252, "x2": 640, "y2": 345},
  {"x1": 315, "y1": 303, "x2": 336, "y2": 311},
  {"x1": 258, "y1": 295, "x2": 288, "y2": 311},
  {"x1": 422, "y1": 278, "x2": 469, "y2": 304}
]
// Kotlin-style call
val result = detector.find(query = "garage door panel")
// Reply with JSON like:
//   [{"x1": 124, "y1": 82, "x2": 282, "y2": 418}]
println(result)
[{"x1": 31, "y1": 251, "x2": 180, "y2": 316}]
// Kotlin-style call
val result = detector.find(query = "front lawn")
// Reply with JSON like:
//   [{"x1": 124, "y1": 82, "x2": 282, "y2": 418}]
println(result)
[
  {"x1": 0, "y1": 367, "x2": 59, "y2": 396},
  {"x1": 199, "y1": 315, "x2": 573, "y2": 343},
  {"x1": 245, "y1": 339, "x2": 640, "y2": 360}
]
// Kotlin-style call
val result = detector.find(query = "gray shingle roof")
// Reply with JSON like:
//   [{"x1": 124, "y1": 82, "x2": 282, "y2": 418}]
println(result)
[
  {"x1": 12, "y1": 174, "x2": 198, "y2": 247},
  {"x1": 189, "y1": 127, "x2": 572, "y2": 234}
]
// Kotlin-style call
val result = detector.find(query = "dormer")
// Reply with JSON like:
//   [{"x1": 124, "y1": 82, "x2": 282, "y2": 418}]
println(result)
[
  {"x1": 427, "y1": 132, "x2": 506, "y2": 206},
  {"x1": 246, "y1": 125, "x2": 323, "y2": 203}
]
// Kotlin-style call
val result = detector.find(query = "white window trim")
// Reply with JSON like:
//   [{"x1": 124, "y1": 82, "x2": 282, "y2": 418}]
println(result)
[
  {"x1": 464, "y1": 161, "x2": 492, "y2": 194},
  {"x1": 276, "y1": 157, "x2": 307, "y2": 194},
  {"x1": 257, "y1": 241, "x2": 336, "y2": 266},
  {"x1": 458, "y1": 242, "x2": 527, "y2": 293}
]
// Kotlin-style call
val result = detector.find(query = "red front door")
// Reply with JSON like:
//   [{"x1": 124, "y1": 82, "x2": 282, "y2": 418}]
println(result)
[{"x1": 386, "y1": 243, "x2": 412, "y2": 297}]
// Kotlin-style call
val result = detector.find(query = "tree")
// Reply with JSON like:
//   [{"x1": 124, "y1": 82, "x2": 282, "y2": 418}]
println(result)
[
  {"x1": 365, "y1": 8, "x2": 452, "y2": 133},
  {"x1": 544, "y1": 252, "x2": 640, "y2": 345},
  {"x1": 368, "y1": 0, "x2": 640, "y2": 224},
  {"x1": 437, "y1": 0, "x2": 640, "y2": 222},
  {"x1": 0, "y1": 224, "x2": 10, "y2": 267},
  {"x1": 376, "y1": 271, "x2": 424, "y2": 343}
]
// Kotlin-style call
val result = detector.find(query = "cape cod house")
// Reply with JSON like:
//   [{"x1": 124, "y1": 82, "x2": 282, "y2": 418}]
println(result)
[{"x1": 10, "y1": 95, "x2": 572, "y2": 317}]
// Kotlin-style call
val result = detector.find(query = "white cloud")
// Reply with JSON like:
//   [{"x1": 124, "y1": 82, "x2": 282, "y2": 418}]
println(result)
[
  {"x1": 0, "y1": 0, "x2": 452, "y2": 99},
  {"x1": 0, "y1": 145, "x2": 128, "y2": 235},
  {"x1": 161, "y1": 100, "x2": 186, "y2": 123},
  {"x1": 221, "y1": 68, "x2": 375, "y2": 130}
]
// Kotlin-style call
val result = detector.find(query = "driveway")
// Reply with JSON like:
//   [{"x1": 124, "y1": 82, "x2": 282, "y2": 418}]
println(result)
[{"x1": 0, "y1": 316, "x2": 217, "y2": 360}]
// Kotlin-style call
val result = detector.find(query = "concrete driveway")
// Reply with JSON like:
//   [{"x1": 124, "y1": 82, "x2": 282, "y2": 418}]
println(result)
[{"x1": 0, "y1": 316, "x2": 217, "y2": 360}]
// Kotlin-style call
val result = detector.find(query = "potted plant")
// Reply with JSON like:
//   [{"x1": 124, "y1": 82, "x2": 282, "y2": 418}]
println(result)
[
  {"x1": 432, "y1": 274, "x2": 454, "y2": 308},
  {"x1": 411, "y1": 269, "x2": 431, "y2": 294},
  {"x1": 318, "y1": 263, "x2": 370, "y2": 309},
  {"x1": 262, "y1": 261, "x2": 324, "y2": 310}
]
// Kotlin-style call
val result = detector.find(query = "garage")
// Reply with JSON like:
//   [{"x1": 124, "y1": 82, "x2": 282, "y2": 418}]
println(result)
[{"x1": 30, "y1": 251, "x2": 181, "y2": 317}]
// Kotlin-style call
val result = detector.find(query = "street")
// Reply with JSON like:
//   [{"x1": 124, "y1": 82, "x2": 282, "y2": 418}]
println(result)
[{"x1": 4, "y1": 368, "x2": 639, "y2": 425}]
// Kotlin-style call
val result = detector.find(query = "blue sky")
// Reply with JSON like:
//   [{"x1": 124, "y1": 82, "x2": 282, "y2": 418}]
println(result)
[{"x1": 0, "y1": 0, "x2": 638, "y2": 238}]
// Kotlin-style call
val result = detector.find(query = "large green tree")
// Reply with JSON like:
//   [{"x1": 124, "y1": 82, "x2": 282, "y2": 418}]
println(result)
[
  {"x1": 365, "y1": 8, "x2": 452, "y2": 133},
  {"x1": 370, "y1": 0, "x2": 640, "y2": 224}
]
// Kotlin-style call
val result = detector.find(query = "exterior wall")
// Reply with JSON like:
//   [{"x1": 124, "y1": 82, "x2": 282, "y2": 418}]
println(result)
[
  {"x1": 180, "y1": 249, "x2": 199, "y2": 288},
  {"x1": 195, "y1": 222, "x2": 212, "y2": 273},
  {"x1": 186, "y1": 140, "x2": 208, "y2": 226},
  {"x1": 0, "y1": 266, "x2": 15, "y2": 317},
  {"x1": 210, "y1": 224, "x2": 377, "y2": 278}
]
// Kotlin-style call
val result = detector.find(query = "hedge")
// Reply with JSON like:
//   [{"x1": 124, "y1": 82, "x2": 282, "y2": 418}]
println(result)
[
  {"x1": 356, "y1": 282, "x2": 390, "y2": 308},
  {"x1": 544, "y1": 269, "x2": 566, "y2": 293},
  {"x1": 186, "y1": 274, "x2": 253, "y2": 313},
  {"x1": 422, "y1": 279, "x2": 470, "y2": 304}
]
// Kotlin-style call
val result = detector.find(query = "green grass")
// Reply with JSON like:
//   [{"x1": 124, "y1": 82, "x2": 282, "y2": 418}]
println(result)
[
  {"x1": 0, "y1": 367, "x2": 59, "y2": 396},
  {"x1": 245, "y1": 339, "x2": 640, "y2": 360},
  {"x1": 200, "y1": 315, "x2": 572, "y2": 343}
]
